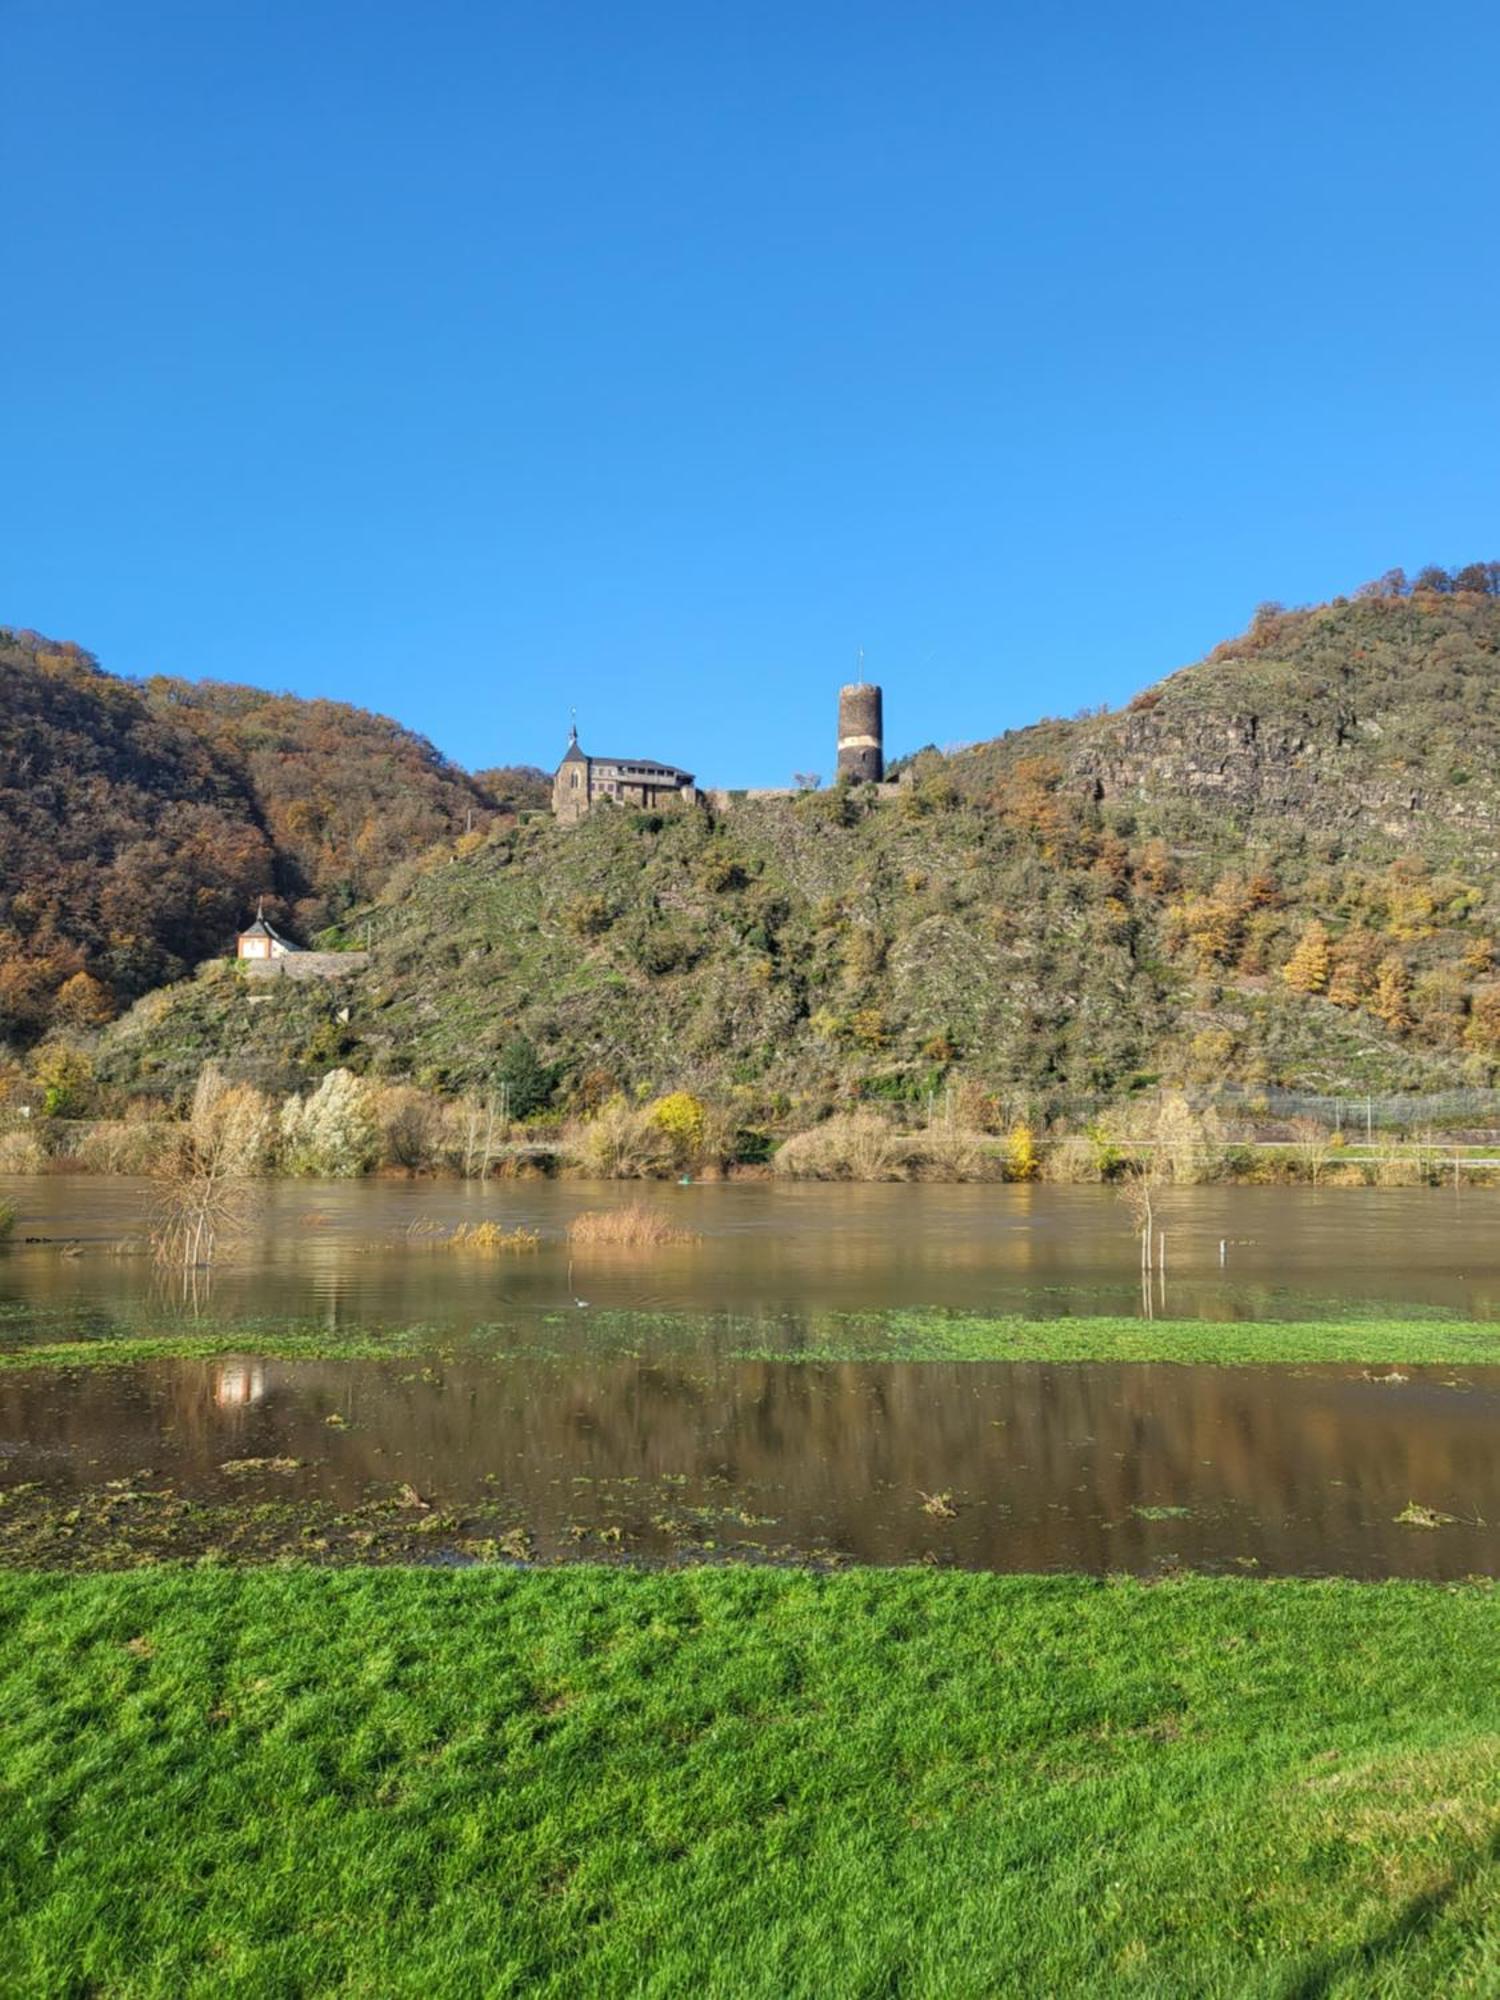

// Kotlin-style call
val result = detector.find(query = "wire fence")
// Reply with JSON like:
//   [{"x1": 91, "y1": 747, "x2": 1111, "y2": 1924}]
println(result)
[{"x1": 1027, "y1": 1087, "x2": 1500, "y2": 1136}]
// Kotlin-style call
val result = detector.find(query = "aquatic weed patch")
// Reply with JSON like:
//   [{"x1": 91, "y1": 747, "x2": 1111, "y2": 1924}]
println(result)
[
  {"x1": 724, "y1": 1309, "x2": 1500, "y2": 1366},
  {"x1": 5, "y1": 1305, "x2": 1500, "y2": 1372},
  {"x1": 2, "y1": 1569, "x2": 1500, "y2": 1995}
]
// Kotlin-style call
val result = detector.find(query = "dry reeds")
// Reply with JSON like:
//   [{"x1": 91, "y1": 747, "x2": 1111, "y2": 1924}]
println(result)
[
  {"x1": 443, "y1": 1221, "x2": 540, "y2": 1253},
  {"x1": 567, "y1": 1202, "x2": 697, "y2": 1248},
  {"x1": 904, "y1": 1125, "x2": 998, "y2": 1182},
  {"x1": 0, "y1": 1128, "x2": 44, "y2": 1175},
  {"x1": 71, "y1": 1118, "x2": 172, "y2": 1175},
  {"x1": 563, "y1": 1099, "x2": 669, "y2": 1179},
  {"x1": 772, "y1": 1112, "x2": 902, "y2": 1181}
]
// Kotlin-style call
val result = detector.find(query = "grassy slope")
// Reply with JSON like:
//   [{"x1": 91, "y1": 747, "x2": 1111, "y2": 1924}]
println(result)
[
  {"x1": 95, "y1": 594, "x2": 1500, "y2": 1110},
  {"x1": 2, "y1": 1568, "x2": 1499, "y2": 1996}
]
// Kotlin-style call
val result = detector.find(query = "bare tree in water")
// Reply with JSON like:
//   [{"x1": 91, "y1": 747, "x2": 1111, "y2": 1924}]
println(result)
[
  {"x1": 1119, "y1": 1160, "x2": 1167, "y2": 1316},
  {"x1": 152, "y1": 1065, "x2": 273, "y2": 1268}
]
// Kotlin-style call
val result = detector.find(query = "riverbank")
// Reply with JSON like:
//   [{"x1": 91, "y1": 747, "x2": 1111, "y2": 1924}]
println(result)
[
  {"x1": 2, "y1": 1567, "x2": 1497, "y2": 1996},
  {"x1": 13, "y1": 1075, "x2": 1500, "y2": 1185}
]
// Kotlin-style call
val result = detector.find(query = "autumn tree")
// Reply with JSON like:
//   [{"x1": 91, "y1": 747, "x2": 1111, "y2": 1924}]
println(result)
[
  {"x1": 1327, "y1": 926, "x2": 1379, "y2": 1009},
  {"x1": 1466, "y1": 987, "x2": 1500, "y2": 1057},
  {"x1": 1133, "y1": 838, "x2": 1177, "y2": 898},
  {"x1": 1281, "y1": 922, "x2": 1331, "y2": 995},
  {"x1": 54, "y1": 972, "x2": 115, "y2": 1028},
  {"x1": 1372, "y1": 955, "x2": 1413, "y2": 1034}
]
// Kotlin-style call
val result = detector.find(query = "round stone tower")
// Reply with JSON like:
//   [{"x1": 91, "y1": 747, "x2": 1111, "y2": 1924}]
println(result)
[{"x1": 837, "y1": 682, "x2": 884, "y2": 783}]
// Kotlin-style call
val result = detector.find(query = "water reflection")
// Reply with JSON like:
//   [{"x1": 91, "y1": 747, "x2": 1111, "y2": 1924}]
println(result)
[
  {"x1": 2, "y1": 1354, "x2": 1497, "y2": 1578},
  {"x1": 4, "y1": 1176, "x2": 1500, "y2": 1324}
]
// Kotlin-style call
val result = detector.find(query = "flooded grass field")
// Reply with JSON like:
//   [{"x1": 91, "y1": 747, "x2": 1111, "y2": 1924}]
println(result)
[{"x1": 3, "y1": 1177, "x2": 1499, "y2": 1577}]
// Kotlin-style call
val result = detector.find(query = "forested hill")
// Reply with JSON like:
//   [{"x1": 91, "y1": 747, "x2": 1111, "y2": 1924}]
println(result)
[
  {"x1": 91, "y1": 576, "x2": 1500, "y2": 1113},
  {"x1": 0, "y1": 630, "x2": 506, "y2": 1038}
]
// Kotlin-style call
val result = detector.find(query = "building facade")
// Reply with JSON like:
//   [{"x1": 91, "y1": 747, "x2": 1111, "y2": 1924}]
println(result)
[
  {"x1": 235, "y1": 903, "x2": 301, "y2": 960},
  {"x1": 551, "y1": 728, "x2": 696, "y2": 824}
]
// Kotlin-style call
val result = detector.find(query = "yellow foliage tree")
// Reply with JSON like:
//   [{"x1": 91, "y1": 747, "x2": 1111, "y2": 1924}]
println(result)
[
  {"x1": 1281, "y1": 922, "x2": 1331, "y2": 995},
  {"x1": 648, "y1": 1092, "x2": 707, "y2": 1165},
  {"x1": 1004, "y1": 1122, "x2": 1038, "y2": 1181},
  {"x1": 29, "y1": 1041, "x2": 94, "y2": 1117},
  {"x1": 1372, "y1": 955, "x2": 1413, "y2": 1034}
]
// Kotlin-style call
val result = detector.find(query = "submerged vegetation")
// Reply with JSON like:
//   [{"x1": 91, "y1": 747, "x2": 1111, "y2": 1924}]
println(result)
[
  {"x1": 441, "y1": 1221, "x2": 540, "y2": 1254},
  {"x1": 3, "y1": 1309, "x2": 1500, "y2": 1373},
  {"x1": 567, "y1": 1202, "x2": 698, "y2": 1248}
]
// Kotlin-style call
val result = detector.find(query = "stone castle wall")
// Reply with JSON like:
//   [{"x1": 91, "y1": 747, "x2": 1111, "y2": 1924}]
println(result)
[{"x1": 243, "y1": 951, "x2": 370, "y2": 981}]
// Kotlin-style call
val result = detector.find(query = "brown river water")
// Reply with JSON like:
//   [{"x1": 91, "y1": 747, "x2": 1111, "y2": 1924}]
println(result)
[{"x1": 2, "y1": 1177, "x2": 1498, "y2": 1576}]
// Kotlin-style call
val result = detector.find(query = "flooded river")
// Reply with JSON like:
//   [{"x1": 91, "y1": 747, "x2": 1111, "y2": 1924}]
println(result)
[
  {"x1": 2, "y1": 1177, "x2": 1498, "y2": 1576},
  {"x1": 5, "y1": 1175, "x2": 1500, "y2": 1323}
]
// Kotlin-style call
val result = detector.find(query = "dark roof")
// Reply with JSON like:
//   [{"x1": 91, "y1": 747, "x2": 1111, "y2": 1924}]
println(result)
[
  {"x1": 556, "y1": 731, "x2": 693, "y2": 784},
  {"x1": 587, "y1": 756, "x2": 694, "y2": 781},
  {"x1": 239, "y1": 908, "x2": 302, "y2": 950}
]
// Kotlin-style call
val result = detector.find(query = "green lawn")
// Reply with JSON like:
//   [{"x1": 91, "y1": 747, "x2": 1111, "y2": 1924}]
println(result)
[{"x1": 3, "y1": 1569, "x2": 1499, "y2": 1996}]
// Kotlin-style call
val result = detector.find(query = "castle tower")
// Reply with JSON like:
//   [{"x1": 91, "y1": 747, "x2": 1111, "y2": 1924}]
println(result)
[{"x1": 837, "y1": 682, "x2": 883, "y2": 782}]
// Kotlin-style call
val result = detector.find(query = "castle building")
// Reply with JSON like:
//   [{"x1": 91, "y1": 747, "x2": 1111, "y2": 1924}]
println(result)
[
  {"x1": 551, "y1": 684, "x2": 890, "y2": 821},
  {"x1": 551, "y1": 727, "x2": 696, "y2": 824}
]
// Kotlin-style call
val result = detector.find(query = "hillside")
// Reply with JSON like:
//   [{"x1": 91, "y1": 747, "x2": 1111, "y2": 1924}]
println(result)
[
  {"x1": 0, "y1": 630, "x2": 501, "y2": 1040},
  {"x1": 88, "y1": 583, "x2": 1500, "y2": 1116}
]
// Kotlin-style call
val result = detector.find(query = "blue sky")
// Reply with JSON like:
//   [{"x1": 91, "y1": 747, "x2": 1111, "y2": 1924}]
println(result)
[{"x1": 3, "y1": 2, "x2": 1497, "y2": 786}]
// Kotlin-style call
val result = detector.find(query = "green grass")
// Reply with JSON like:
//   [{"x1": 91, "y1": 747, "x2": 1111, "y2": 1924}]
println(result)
[
  {"x1": 5, "y1": 1308, "x2": 1500, "y2": 1371},
  {"x1": 736, "y1": 1309, "x2": 1500, "y2": 1366},
  {"x1": 2, "y1": 1568, "x2": 1499, "y2": 1995}
]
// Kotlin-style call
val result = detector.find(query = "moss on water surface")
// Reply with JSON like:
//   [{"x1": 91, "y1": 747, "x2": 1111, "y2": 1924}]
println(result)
[{"x1": 3, "y1": 1305, "x2": 1500, "y2": 1369}]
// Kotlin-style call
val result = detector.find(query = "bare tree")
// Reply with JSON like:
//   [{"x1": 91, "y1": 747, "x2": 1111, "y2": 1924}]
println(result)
[
  {"x1": 1119, "y1": 1160, "x2": 1167, "y2": 1316},
  {"x1": 151, "y1": 1065, "x2": 273, "y2": 1268},
  {"x1": 1288, "y1": 1115, "x2": 1333, "y2": 1187}
]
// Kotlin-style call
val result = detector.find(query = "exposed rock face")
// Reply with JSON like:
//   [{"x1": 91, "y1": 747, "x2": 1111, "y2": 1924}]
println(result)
[{"x1": 975, "y1": 595, "x2": 1500, "y2": 852}]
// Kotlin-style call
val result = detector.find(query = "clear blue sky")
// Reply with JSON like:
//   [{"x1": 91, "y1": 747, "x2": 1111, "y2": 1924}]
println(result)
[{"x1": 4, "y1": 2, "x2": 1497, "y2": 786}]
